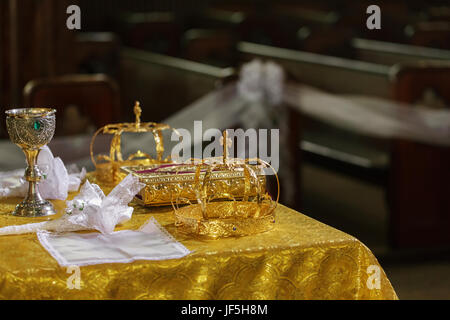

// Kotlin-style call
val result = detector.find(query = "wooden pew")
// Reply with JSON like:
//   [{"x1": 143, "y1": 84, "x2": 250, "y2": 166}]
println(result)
[
  {"x1": 74, "y1": 32, "x2": 121, "y2": 76},
  {"x1": 426, "y1": 6, "x2": 450, "y2": 22},
  {"x1": 237, "y1": 41, "x2": 392, "y2": 197},
  {"x1": 351, "y1": 38, "x2": 450, "y2": 66},
  {"x1": 237, "y1": 39, "x2": 393, "y2": 187},
  {"x1": 20, "y1": 74, "x2": 120, "y2": 166},
  {"x1": 181, "y1": 29, "x2": 238, "y2": 67},
  {"x1": 180, "y1": 23, "x2": 354, "y2": 68},
  {"x1": 23, "y1": 74, "x2": 121, "y2": 136},
  {"x1": 185, "y1": 8, "x2": 245, "y2": 31},
  {"x1": 406, "y1": 21, "x2": 450, "y2": 50},
  {"x1": 237, "y1": 41, "x2": 450, "y2": 248},
  {"x1": 119, "y1": 47, "x2": 234, "y2": 123},
  {"x1": 272, "y1": 3, "x2": 341, "y2": 27},
  {"x1": 238, "y1": 42, "x2": 390, "y2": 207},
  {"x1": 113, "y1": 12, "x2": 182, "y2": 56},
  {"x1": 187, "y1": 7, "x2": 302, "y2": 49},
  {"x1": 238, "y1": 41, "x2": 391, "y2": 98},
  {"x1": 388, "y1": 62, "x2": 450, "y2": 248}
]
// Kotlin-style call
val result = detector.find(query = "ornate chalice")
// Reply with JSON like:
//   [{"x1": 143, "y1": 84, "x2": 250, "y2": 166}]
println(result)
[{"x1": 5, "y1": 108, "x2": 57, "y2": 217}]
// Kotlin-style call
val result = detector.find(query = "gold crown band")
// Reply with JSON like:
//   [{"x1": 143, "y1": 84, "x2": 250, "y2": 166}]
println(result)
[{"x1": 173, "y1": 157, "x2": 279, "y2": 239}]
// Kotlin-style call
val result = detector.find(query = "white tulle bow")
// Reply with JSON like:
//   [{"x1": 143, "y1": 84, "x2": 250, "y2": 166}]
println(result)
[
  {"x1": 0, "y1": 146, "x2": 86, "y2": 200},
  {"x1": 237, "y1": 59, "x2": 285, "y2": 106},
  {"x1": 0, "y1": 174, "x2": 145, "y2": 235}
]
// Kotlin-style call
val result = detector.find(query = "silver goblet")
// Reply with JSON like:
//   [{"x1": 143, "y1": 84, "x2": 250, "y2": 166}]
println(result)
[{"x1": 5, "y1": 108, "x2": 57, "y2": 217}]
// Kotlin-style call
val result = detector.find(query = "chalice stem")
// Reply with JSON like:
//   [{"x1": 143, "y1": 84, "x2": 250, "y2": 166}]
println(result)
[
  {"x1": 23, "y1": 148, "x2": 44, "y2": 203},
  {"x1": 11, "y1": 147, "x2": 56, "y2": 217}
]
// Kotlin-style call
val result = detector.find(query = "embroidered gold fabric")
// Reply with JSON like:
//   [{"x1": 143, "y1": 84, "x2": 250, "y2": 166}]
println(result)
[{"x1": 0, "y1": 183, "x2": 398, "y2": 299}]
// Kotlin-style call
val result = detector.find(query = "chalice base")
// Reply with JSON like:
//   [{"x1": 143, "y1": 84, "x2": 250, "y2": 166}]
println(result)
[{"x1": 13, "y1": 199, "x2": 57, "y2": 217}]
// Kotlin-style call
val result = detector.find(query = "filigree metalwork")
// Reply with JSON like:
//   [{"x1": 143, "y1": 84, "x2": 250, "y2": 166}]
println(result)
[
  {"x1": 121, "y1": 164, "x2": 266, "y2": 206},
  {"x1": 6, "y1": 110, "x2": 55, "y2": 150},
  {"x1": 90, "y1": 101, "x2": 178, "y2": 185},
  {"x1": 5, "y1": 108, "x2": 57, "y2": 217}
]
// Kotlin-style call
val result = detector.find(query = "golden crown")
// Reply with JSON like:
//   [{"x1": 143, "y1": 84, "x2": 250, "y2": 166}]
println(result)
[
  {"x1": 90, "y1": 101, "x2": 177, "y2": 185},
  {"x1": 172, "y1": 131, "x2": 279, "y2": 239}
]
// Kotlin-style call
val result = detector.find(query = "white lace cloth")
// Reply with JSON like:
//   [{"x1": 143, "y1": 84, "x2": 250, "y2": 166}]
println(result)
[
  {"x1": 37, "y1": 217, "x2": 191, "y2": 267},
  {"x1": 0, "y1": 146, "x2": 86, "y2": 200}
]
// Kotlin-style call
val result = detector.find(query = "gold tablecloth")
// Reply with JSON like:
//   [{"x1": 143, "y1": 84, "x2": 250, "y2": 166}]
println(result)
[{"x1": 0, "y1": 185, "x2": 397, "y2": 299}]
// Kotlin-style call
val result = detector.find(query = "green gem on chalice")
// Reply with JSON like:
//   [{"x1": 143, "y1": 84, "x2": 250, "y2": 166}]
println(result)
[{"x1": 33, "y1": 120, "x2": 41, "y2": 131}]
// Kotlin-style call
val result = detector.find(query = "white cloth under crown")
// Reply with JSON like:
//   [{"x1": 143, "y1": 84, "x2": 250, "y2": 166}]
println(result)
[{"x1": 0, "y1": 146, "x2": 86, "y2": 200}]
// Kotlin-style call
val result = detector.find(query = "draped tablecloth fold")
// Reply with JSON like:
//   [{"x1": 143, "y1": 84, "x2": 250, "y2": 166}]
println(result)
[{"x1": 0, "y1": 178, "x2": 397, "y2": 300}]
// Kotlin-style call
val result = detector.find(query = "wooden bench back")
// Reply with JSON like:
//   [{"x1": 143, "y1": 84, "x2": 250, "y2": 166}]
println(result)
[
  {"x1": 388, "y1": 62, "x2": 450, "y2": 247},
  {"x1": 352, "y1": 38, "x2": 450, "y2": 66},
  {"x1": 236, "y1": 41, "x2": 450, "y2": 247},
  {"x1": 238, "y1": 41, "x2": 391, "y2": 97},
  {"x1": 181, "y1": 29, "x2": 238, "y2": 67},
  {"x1": 116, "y1": 12, "x2": 182, "y2": 56},
  {"x1": 119, "y1": 48, "x2": 234, "y2": 123},
  {"x1": 407, "y1": 21, "x2": 450, "y2": 50},
  {"x1": 22, "y1": 74, "x2": 120, "y2": 136}
]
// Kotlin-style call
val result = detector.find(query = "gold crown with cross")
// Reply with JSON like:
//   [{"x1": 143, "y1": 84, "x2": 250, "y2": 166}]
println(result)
[
  {"x1": 89, "y1": 101, "x2": 178, "y2": 185},
  {"x1": 172, "y1": 131, "x2": 279, "y2": 239}
]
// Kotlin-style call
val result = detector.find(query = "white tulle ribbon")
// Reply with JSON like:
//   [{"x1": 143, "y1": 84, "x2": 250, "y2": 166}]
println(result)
[
  {"x1": 0, "y1": 174, "x2": 145, "y2": 235},
  {"x1": 283, "y1": 84, "x2": 450, "y2": 146},
  {"x1": 236, "y1": 59, "x2": 450, "y2": 146},
  {"x1": 237, "y1": 59, "x2": 285, "y2": 106},
  {"x1": 0, "y1": 146, "x2": 86, "y2": 200}
]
